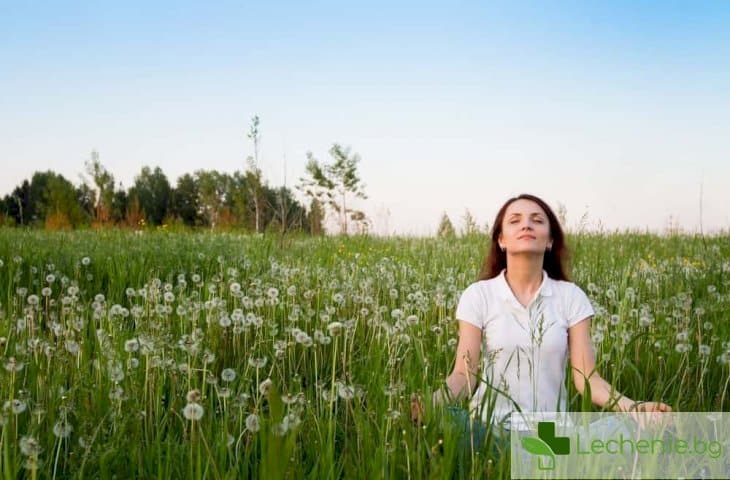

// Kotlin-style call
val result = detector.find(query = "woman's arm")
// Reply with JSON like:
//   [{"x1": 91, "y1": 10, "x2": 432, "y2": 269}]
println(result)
[
  {"x1": 568, "y1": 317, "x2": 671, "y2": 413},
  {"x1": 432, "y1": 320, "x2": 483, "y2": 405}
]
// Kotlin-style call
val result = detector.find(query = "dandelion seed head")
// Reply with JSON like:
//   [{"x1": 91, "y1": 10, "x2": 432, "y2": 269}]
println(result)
[
  {"x1": 124, "y1": 338, "x2": 139, "y2": 353},
  {"x1": 259, "y1": 378, "x2": 273, "y2": 396},
  {"x1": 221, "y1": 368, "x2": 237, "y2": 382},
  {"x1": 183, "y1": 403, "x2": 204, "y2": 421},
  {"x1": 245, "y1": 413, "x2": 260, "y2": 432},
  {"x1": 53, "y1": 420, "x2": 73, "y2": 439},
  {"x1": 327, "y1": 321, "x2": 344, "y2": 336},
  {"x1": 248, "y1": 356, "x2": 267, "y2": 369},
  {"x1": 20, "y1": 436, "x2": 42, "y2": 457},
  {"x1": 186, "y1": 389, "x2": 201, "y2": 403}
]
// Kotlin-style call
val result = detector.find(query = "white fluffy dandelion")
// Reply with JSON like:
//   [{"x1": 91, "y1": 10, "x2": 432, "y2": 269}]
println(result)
[
  {"x1": 327, "y1": 321, "x2": 344, "y2": 336},
  {"x1": 248, "y1": 357, "x2": 267, "y2": 369},
  {"x1": 245, "y1": 413, "x2": 260, "y2": 432},
  {"x1": 221, "y1": 368, "x2": 237, "y2": 383},
  {"x1": 258, "y1": 378, "x2": 273, "y2": 396},
  {"x1": 183, "y1": 403, "x2": 204, "y2": 421},
  {"x1": 20, "y1": 436, "x2": 42, "y2": 457},
  {"x1": 53, "y1": 420, "x2": 73, "y2": 439},
  {"x1": 124, "y1": 338, "x2": 140, "y2": 353}
]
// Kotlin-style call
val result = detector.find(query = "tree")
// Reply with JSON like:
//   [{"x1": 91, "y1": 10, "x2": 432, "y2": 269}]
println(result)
[
  {"x1": 2, "y1": 180, "x2": 31, "y2": 225},
  {"x1": 437, "y1": 213, "x2": 456, "y2": 238},
  {"x1": 171, "y1": 173, "x2": 201, "y2": 226},
  {"x1": 128, "y1": 166, "x2": 171, "y2": 226},
  {"x1": 110, "y1": 184, "x2": 128, "y2": 224},
  {"x1": 299, "y1": 144, "x2": 368, "y2": 235},
  {"x1": 308, "y1": 198, "x2": 324, "y2": 236},
  {"x1": 245, "y1": 115, "x2": 265, "y2": 233},
  {"x1": 195, "y1": 170, "x2": 227, "y2": 228},
  {"x1": 43, "y1": 173, "x2": 88, "y2": 229},
  {"x1": 462, "y1": 209, "x2": 479, "y2": 236},
  {"x1": 84, "y1": 150, "x2": 115, "y2": 224}
]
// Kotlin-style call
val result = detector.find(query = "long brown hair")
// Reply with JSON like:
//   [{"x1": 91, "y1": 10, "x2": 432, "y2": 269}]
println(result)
[{"x1": 478, "y1": 194, "x2": 570, "y2": 281}]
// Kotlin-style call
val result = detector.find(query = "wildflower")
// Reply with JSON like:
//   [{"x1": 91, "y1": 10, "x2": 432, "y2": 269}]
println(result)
[
  {"x1": 327, "y1": 321, "x2": 344, "y2": 336},
  {"x1": 53, "y1": 420, "x2": 73, "y2": 438},
  {"x1": 699, "y1": 345, "x2": 711, "y2": 356},
  {"x1": 5, "y1": 357, "x2": 25, "y2": 373},
  {"x1": 609, "y1": 314, "x2": 620, "y2": 325},
  {"x1": 676, "y1": 331, "x2": 689, "y2": 342},
  {"x1": 338, "y1": 384, "x2": 355, "y2": 400},
  {"x1": 19, "y1": 436, "x2": 42, "y2": 457},
  {"x1": 332, "y1": 293, "x2": 344, "y2": 304},
  {"x1": 27, "y1": 295, "x2": 39, "y2": 306},
  {"x1": 221, "y1": 368, "x2": 237, "y2": 383},
  {"x1": 287, "y1": 285, "x2": 297, "y2": 296},
  {"x1": 11, "y1": 399, "x2": 27, "y2": 414},
  {"x1": 406, "y1": 314, "x2": 419, "y2": 326},
  {"x1": 202, "y1": 351, "x2": 216, "y2": 364},
  {"x1": 245, "y1": 413, "x2": 261, "y2": 432},
  {"x1": 638, "y1": 315, "x2": 653, "y2": 327},
  {"x1": 183, "y1": 403, "x2": 204, "y2": 421},
  {"x1": 81, "y1": 257, "x2": 91, "y2": 266},
  {"x1": 386, "y1": 409, "x2": 401, "y2": 420},
  {"x1": 109, "y1": 386, "x2": 125, "y2": 401},
  {"x1": 248, "y1": 357, "x2": 267, "y2": 369},
  {"x1": 267, "y1": 287, "x2": 279, "y2": 299},
  {"x1": 717, "y1": 352, "x2": 730, "y2": 365},
  {"x1": 390, "y1": 309, "x2": 403, "y2": 320},
  {"x1": 65, "y1": 340, "x2": 80, "y2": 354},
  {"x1": 285, "y1": 413, "x2": 302, "y2": 429},
  {"x1": 41, "y1": 287, "x2": 52, "y2": 297},
  {"x1": 675, "y1": 343, "x2": 689, "y2": 354},
  {"x1": 271, "y1": 420, "x2": 288, "y2": 436},
  {"x1": 163, "y1": 292, "x2": 175, "y2": 303},
  {"x1": 124, "y1": 339, "x2": 139, "y2": 353},
  {"x1": 219, "y1": 315, "x2": 232, "y2": 328},
  {"x1": 186, "y1": 389, "x2": 201, "y2": 403},
  {"x1": 229, "y1": 282, "x2": 241, "y2": 295},
  {"x1": 259, "y1": 378, "x2": 273, "y2": 396}
]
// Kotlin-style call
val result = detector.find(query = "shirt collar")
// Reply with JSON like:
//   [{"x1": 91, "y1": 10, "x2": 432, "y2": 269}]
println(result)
[{"x1": 496, "y1": 268, "x2": 553, "y2": 301}]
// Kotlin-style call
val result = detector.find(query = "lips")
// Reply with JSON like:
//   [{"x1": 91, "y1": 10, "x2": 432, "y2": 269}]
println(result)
[{"x1": 517, "y1": 235, "x2": 536, "y2": 240}]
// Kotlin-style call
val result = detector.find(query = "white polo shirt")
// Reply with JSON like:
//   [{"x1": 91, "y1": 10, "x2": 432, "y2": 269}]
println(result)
[{"x1": 455, "y1": 269, "x2": 594, "y2": 431}]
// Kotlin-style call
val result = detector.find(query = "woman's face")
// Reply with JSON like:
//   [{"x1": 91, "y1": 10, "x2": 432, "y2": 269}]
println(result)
[{"x1": 498, "y1": 199, "x2": 553, "y2": 255}]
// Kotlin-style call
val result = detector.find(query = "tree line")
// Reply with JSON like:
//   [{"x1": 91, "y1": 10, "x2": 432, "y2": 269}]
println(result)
[{"x1": 0, "y1": 117, "x2": 370, "y2": 235}]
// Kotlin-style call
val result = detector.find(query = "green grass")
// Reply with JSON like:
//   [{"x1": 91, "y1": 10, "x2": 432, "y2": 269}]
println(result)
[{"x1": 0, "y1": 228, "x2": 727, "y2": 479}]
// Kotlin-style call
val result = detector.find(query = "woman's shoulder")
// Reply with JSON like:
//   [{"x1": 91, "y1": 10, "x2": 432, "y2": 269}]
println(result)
[{"x1": 549, "y1": 277, "x2": 591, "y2": 299}]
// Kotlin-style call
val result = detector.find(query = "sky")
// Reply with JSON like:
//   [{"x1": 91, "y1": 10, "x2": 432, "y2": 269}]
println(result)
[{"x1": 1, "y1": 1, "x2": 729, "y2": 235}]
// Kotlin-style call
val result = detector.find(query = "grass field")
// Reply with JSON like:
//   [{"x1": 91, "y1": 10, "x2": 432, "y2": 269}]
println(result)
[{"x1": 0, "y1": 229, "x2": 727, "y2": 479}]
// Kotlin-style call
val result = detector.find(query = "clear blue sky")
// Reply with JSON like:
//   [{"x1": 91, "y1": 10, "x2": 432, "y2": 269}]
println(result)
[{"x1": 2, "y1": 1, "x2": 728, "y2": 234}]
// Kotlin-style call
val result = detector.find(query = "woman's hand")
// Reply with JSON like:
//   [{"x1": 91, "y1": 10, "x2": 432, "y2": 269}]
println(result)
[
  {"x1": 628, "y1": 401, "x2": 673, "y2": 429},
  {"x1": 410, "y1": 394, "x2": 425, "y2": 425}
]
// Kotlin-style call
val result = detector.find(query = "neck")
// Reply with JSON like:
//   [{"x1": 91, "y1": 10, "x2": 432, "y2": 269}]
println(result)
[{"x1": 504, "y1": 256, "x2": 544, "y2": 294}]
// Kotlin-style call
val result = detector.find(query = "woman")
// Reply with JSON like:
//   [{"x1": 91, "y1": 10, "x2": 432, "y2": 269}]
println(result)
[{"x1": 412, "y1": 194, "x2": 671, "y2": 441}]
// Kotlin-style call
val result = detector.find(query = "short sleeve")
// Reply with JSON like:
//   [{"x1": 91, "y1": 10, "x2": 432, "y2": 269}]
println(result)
[
  {"x1": 567, "y1": 284, "x2": 595, "y2": 327},
  {"x1": 455, "y1": 283, "x2": 486, "y2": 329}
]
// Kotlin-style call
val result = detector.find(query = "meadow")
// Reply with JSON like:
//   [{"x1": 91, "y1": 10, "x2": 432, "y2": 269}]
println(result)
[{"x1": 0, "y1": 228, "x2": 727, "y2": 479}]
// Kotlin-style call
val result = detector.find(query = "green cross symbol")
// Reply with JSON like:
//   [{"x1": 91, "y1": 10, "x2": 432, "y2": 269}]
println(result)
[{"x1": 520, "y1": 422, "x2": 571, "y2": 470}]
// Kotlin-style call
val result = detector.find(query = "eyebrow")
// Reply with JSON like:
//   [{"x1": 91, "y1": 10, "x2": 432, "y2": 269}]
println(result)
[{"x1": 508, "y1": 212, "x2": 545, "y2": 218}]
